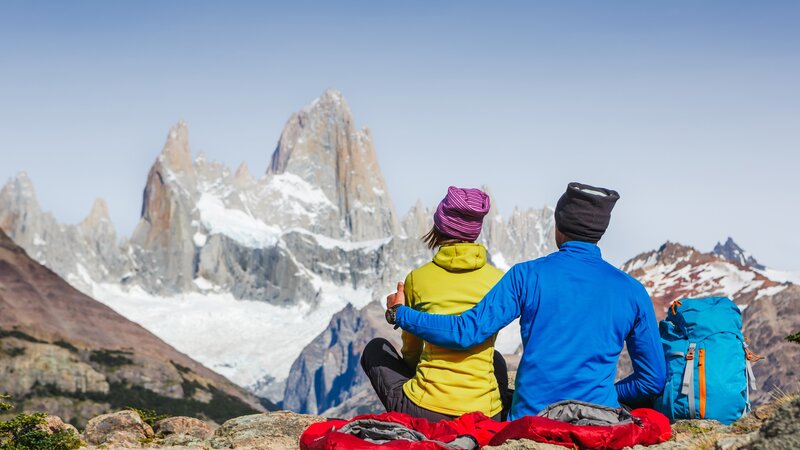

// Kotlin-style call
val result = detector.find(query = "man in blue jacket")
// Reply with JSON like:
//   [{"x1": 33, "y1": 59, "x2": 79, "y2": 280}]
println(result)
[{"x1": 384, "y1": 182, "x2": 666, "y2": 420}]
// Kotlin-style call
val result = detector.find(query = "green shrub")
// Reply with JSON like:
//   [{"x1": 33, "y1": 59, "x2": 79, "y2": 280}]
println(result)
[
  {"x1": 0, "y1": 329, "x2": 44, "y2": 344},
  {"x1": 52, "y1": 341, "x2": 78, "y2": 353},
  {"x1": 171, "y1": 361, "x2": 192, "y2": 374},
  {"x1": 787, "y1": 331, "x2": 800, "y2": 345},
  {"x1": 3, "y1": 348, "x2": 25, "y2": 357},
  {"x1": 0, "y1": 395, "x2": 81, "y2": 450},
  {"x1": 0, "y1": 396, "x2": 11, "y2": 412},
  {"x1": 181, "y1": 377, "x2": 205, "y2": 397},
  {"x1": 89, "y1": 349, "x2": 133, "y2": 367},
  {"x1": 126, "y1": 407, "x2": 167, "y2": 427}
]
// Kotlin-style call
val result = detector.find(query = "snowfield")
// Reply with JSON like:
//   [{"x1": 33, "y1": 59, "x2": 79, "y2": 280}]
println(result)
[
  {"x1": 758, "y1": 268, "x2": 800, "y2": 285},
  {"x1": 197, "y1": 193, "x2": 281, "y2": 248},
  {"x1": 87, "y1": 280, "x2": 375, "y2": 394}
]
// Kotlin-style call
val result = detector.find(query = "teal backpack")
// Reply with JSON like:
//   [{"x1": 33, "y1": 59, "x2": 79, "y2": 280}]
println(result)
[{"x1": 653, "y1": 297, "x2": 760, "y2": 425}]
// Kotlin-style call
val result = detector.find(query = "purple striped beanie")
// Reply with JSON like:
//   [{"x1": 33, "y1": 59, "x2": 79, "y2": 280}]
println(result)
[{"x1": 433, "y1": 186, "x2": 491, "y2": 242}]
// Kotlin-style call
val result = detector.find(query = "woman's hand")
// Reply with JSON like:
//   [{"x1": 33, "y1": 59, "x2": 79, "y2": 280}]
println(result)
[{"x1": 386, "y1": 281, "x2": 405, "y2": 309}]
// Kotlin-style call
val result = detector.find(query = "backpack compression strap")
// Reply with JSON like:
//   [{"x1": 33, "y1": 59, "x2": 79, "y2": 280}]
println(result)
[
  {"x1": 681, "y1": 343, "x2": 697, "y2": 419},
  {"x1": 742, "y1": 340, "x2": 762, "y2": 415}
]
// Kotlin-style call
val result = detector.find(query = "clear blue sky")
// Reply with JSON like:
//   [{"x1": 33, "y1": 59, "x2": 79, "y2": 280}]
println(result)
[{"x1": 1, "y1": 1, "x2": 798, "y2": 270}]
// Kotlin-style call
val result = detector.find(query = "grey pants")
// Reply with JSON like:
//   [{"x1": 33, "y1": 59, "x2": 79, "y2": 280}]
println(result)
[{"x1": 360, "y1": 338, "x2": 510, "y2": 422}]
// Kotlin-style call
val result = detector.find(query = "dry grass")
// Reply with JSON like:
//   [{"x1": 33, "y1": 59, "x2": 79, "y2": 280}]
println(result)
[
  {"x1": 768, "y1": 385, "x2": 799, "y2": 407},
  {"x1": 691, "y1": 432, "x2": 723, "y2": 450}
]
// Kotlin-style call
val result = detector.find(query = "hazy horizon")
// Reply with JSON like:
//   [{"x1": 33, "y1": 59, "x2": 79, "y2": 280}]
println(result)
[{"x1": 2, "y1": 1, "x2": 798, "y2": 270}]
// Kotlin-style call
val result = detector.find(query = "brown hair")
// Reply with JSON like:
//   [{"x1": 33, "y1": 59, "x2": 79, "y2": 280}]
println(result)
[{"x1": 422, "y1": 226, "x2": 469, "y2": 250}]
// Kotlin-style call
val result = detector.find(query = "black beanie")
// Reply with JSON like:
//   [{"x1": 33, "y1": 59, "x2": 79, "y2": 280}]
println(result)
[{"x1": 555, "y1": 182, "x2": 620, "y2": 243}]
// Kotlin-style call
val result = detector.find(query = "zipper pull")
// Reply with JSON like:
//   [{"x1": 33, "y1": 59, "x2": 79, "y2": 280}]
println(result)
[{"x1": 670, "y1": 300, "x2": 682, "y2": 316}]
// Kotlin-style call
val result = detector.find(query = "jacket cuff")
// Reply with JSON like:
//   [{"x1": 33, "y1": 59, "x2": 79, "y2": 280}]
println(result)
[{"x1": 395, "y1": 305, "x2": 409, "y2": 328}]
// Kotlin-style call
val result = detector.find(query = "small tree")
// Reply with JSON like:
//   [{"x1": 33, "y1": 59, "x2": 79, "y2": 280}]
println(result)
[{"x1": 787, "y1": 331, "x2": 800, "y2": 345}]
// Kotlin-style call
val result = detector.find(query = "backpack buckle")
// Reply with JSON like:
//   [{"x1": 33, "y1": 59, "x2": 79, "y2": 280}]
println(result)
[
  {"x1": 743, "y1": 337, "x2": 763, "y2": 362},
  {"x1": 745, "y1": 348, "x2": 762, "y2": 362}
]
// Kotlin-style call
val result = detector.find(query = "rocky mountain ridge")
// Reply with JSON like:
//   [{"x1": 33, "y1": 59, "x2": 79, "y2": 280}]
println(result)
[
  {"x1": 0, "y1": 229, "x2": 265, "y2": 428},
  {"x1": 714, "y1": 237, "x2": 765, "y2": 270},
  {"x1": 622, "y1": 241, "x2": 784, "y2": 319}
]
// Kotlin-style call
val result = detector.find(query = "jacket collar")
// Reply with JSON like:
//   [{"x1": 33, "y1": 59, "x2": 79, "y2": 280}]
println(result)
[{"x1": 558, "y1": 240, "x2": 602, "y2": 259}]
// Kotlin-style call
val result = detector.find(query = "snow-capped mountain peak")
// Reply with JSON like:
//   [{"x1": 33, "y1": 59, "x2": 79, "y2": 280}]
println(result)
[
  {"x1": 622, "y1": 241, "x2": 784, "y2": 319},
  {"x1": 268, "y1": 90, "x2": 398, "y2": 241}
]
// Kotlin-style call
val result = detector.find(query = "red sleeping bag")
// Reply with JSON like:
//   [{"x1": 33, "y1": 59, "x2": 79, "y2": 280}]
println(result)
[
  {"x1": 487, "y1": 408, "x2": 671, "y2": 449},
  {"x1": 300, "y1": 408, "x2": 671, "y2": 450},
  {"x1": 301, "y1": 411, "x2": 503, "y2": 450}
]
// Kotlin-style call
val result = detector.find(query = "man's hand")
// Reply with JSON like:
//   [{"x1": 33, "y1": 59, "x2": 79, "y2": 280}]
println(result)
[{"x1": 386, "y1": 281, "x2": 405, "y2": 309}]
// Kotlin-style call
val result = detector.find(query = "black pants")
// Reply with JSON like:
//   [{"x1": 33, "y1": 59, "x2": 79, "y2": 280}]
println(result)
[{"x1": 360, "y1": 338, "x2": 512, "y2": 422}]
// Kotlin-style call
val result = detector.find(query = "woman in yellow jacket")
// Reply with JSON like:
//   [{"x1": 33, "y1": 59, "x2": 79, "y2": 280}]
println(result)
[{"x1": 360, "y1": 186, "x2": 510, "y2": 421}]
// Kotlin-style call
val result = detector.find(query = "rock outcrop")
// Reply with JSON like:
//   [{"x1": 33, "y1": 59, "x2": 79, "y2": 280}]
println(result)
[
  {"x1": 744, "y1": 394, "x2": 800, "y2": 449},
  {"x1": 39, "y1": 414, "x2": 80, "y2": 437},
  {"x1": 84, "y1": 410, "x2": 155, "y2": 447},
  {"x1": 208, "y1": 411, "x2": 325, "y2": 449},
  {"x1": 155, "y1": 415, "x2": 215, "y2": 446}
]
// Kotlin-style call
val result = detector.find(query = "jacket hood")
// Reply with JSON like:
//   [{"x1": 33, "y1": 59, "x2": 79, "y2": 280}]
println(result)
[{"x1": 433, "y1": 243, "x2": 487, "y2": 272}]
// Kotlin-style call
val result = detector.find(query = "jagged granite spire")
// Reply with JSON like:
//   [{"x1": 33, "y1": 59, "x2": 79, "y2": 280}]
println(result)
[
  {"x1": 130, "y1": 121, "x2": 198, "y2": 292},
  {"x1": 234, "y1": 162, "x2": 252, "y2": 188},
  {"x1": 161, "y1": 120, "x2": 194, "y2": 175},
  {"x1": 80, "y1": 198, "x2": 111, "y2": 229},
  {"x1": 0, "y1": 174, "x2": 125, "y2": 293},
  {"x1": 713, "y1": 237, "x2": 765, "y2": 270},
  {"x1": 0, "y1": 172, "x2": 41, "y2": 239},
  {"x1": 268, "y1": 89, "x2": 398, "y2": 240}
]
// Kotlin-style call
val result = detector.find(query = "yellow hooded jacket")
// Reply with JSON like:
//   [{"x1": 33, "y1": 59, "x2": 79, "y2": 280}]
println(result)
[{"x1": 401, "y1": 243, "x2": 504, "y2": 417}]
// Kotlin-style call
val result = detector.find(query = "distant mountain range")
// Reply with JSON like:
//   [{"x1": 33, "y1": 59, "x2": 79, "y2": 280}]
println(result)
[{"x1": 0, "y1": 89, "x2": 555, "y2": 405}]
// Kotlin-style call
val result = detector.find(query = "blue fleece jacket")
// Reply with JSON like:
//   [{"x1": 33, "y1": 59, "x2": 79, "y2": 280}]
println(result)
[{"x1": 396, "y1": 241, "x2": 666, "y2": 420}]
